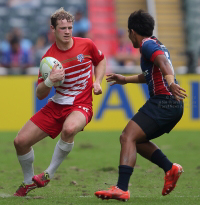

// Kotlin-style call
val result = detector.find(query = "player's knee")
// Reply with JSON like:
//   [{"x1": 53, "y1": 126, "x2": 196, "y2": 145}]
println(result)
[
  {"x1": 120, "y1": 132, "x2": 128, "y2": 144},
  {"x1": 14, "y1": 133, "x2": 27, "y2": 149},
  {"x1": 62, "y1": 125, "x2": 77, "y2": 139},
  {"x1": 120, "y1": 132, "x2": 137, "y2": 145},
  {"x1": 14, "y1": 137, "x2": 21, "y2": 149}
]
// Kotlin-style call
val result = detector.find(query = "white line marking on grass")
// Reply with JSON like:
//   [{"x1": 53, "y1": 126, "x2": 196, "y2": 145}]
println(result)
[{"x1": 0, "y1": 193, "x2": 11, "y2": 198}]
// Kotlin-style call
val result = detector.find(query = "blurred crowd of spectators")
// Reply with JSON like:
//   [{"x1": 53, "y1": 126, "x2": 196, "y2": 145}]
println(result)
[
  {"x1": 108, "y1": 28, "x2": 140, "y2": 70},
  {"x1": 0, "y1": 26, "x2": 139, "y2": 75},
  {"x1": 0, "y1": 2, "x2": 140, "y2": 75},
  {"x1": 0, "y1": 8, "x2": 91, "y2": 75},
  {"x1": 0, "y1": 27, "x2": 33, "y2": 75},
  {"x1": 0, "y1": 0, "x2": 199, "y2": 75}
]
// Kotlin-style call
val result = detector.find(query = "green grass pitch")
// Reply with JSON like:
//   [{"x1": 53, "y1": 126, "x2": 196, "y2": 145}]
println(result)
[{"x1": 0, "y1": 131, "x2": 199, "y2": 204}]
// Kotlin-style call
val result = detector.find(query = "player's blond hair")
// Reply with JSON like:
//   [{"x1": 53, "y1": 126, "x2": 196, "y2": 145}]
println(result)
[{"x1": 51, "y1": 7, "x2": 74, "y2": 28}]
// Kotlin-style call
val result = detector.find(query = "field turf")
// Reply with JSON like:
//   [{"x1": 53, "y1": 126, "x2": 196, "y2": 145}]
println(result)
[{"x1": 0, "y1": 131, "x2": 199, "y2": 205}]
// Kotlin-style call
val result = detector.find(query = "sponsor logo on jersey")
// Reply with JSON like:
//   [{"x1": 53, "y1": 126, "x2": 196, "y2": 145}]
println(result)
[
  {"x1": 77, "y1": 54, "x2": 84, "y2": 62},
  {"x1": 143, "y1": 70, "x2": 149, "y2": 76}
]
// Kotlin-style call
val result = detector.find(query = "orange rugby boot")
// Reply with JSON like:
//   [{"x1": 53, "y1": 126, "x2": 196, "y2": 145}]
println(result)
[
  {"x1": 32, "y1": 172, "x2": 50, "y2": 187},
  {"x1": 95, "y1": 186, "x2": 130, "y2": 202},
  {"x1": 14, "y1": 182, "x2": 37, "y2": 197},
  {"x1": 162, "y1": 163, "x2": 184, "y2": 196}
]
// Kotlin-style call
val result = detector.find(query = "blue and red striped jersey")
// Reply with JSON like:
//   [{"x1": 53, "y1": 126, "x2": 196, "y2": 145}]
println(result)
[{"x1": 140, "y1": 36, "x2": 177, "y2": 97}]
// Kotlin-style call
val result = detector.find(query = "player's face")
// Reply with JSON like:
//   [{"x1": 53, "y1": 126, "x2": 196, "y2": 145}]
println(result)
[
  {"x1": 53, "y1": 19, "x2": 73, "y2": 44},
  {"x1": 128, "y1": 29, "x2": 139, "y2": 48}
]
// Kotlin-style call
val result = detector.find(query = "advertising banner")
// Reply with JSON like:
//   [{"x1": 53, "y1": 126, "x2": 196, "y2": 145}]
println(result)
[{"x1": 0, "y1": 75, "x2": 199, "y2": 131}]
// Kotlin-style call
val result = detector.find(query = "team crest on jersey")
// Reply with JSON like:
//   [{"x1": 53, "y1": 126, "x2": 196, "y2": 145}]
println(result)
[{"x1": 77, "y1": 54, "x2": 84, "y2": 62}]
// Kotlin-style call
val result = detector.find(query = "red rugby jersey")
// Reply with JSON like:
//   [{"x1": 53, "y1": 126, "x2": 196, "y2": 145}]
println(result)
[{"x1": 38, "y1": 37, "x2": 104, "y2": 106}]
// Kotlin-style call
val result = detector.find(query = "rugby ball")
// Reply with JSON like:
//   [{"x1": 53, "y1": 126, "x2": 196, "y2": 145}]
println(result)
[{"x1": 40, "y1": 57, "x2": 64, "y2": 87}]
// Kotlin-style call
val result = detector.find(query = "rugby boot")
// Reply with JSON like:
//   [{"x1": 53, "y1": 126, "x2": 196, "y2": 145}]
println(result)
[
  {"x1": 32, "y1": 172, "x2": 50, "y2": 187},
  {"x1": 14, "y1": 182, "x2": 37, "y2": 197},
  {"x1": 95, "y1": 186, "x2": 130, "y2": 202},
  {"x1": 162, "y1": 163, "x2": 184, "y2": 196}
]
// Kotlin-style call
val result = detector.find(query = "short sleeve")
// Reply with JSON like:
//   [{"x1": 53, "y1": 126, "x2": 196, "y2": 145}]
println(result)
[
  {"x1": 142, "y1": 40, "x2": 164, "y2": 62},
  {"x1": 89, "y1": 40, "x2": 104, "y2": 66}
]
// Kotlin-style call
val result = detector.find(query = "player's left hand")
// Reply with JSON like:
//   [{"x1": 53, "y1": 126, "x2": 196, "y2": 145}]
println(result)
[
  {"x1": 93, "y1": 82, "x2": 102, "y2": 95},
  {"x1": 170, "y1": 83, "x2": 187, "y2": 101},
  {"x1": 49, "y1": 63, "x2": 65, "y2": 83}
]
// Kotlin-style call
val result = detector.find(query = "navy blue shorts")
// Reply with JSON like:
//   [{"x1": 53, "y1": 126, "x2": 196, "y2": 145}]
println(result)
[{"x1": 132, "y1": 95, "x2": 183, "y2": 140}]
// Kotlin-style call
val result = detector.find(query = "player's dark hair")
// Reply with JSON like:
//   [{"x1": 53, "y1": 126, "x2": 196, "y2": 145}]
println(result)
[
  {"x1": 51, "y1": 7, "x2": 74, "y2": 28},
  {"x1": 128, "y1": 10, "x2": 155, "y2": 37}
]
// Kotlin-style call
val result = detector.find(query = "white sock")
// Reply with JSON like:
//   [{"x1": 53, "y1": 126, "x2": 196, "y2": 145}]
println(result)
[
  {"x1": 45, "y1": 139, "x2": 74, "y2": 179},
  {"x1": 17, "y1": 148, "x2": 34, "y2": 184}
]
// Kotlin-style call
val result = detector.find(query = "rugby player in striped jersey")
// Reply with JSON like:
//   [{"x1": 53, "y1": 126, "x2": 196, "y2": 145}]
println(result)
[{"x1": 14, "y1": 7, "x2": 106, "y2": 197}]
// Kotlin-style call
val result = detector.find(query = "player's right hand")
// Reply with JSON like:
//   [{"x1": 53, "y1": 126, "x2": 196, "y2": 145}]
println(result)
[
  {"x1": 106, "y1": 73, "x2": 127, "y2": 86},
  {"x1": 170, "y1": 83, "x2": 187, "y2": 101},
  {"x1": 49, "y1": 64, "x2": 65, "y2": 83},
  {"x1": 93, "y1": 82, "x2": 102, "y2": 95}
]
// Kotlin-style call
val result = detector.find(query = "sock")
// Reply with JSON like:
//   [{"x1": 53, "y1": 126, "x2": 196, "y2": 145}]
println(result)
[
  {"x1": 45, "y1": 139, "x2": 74, "y2": 179},
  {"x1": 150, "y1": 149, "x2": 173, "y2": 173},
  {"x1": 17, "y1": 148, "x2": 34, "y2": 184},
  {"x1": 117, "y1": 165, "x2": 133, "y2": 191}
]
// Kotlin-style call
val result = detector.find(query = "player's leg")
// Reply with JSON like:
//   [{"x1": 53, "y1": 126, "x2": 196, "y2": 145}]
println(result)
[
  {"x1": 33, "y1": 110, "x2": 87, "y2": 187},
  {"x1": 14, "y1": 120, "x2": 49, "y2": 196},
  {"x1": 136, "y1": 141, "x2": 173, "y2": 173},
  {"x1": 14, "y1": 120, "x2": 48, "y2": 155},
  {"x1": 136, "y1": 141, "x2": 158, "y2": 160},
  {"x1": 95, "y1": 120, "x2": 147, "y2": 201},
  {"x1": 95, "y1": 111, "x2": 176, "y2": 200},
  {"x1": 132, "y1": 111, "x2": 173, "y2": 173},
  {"x1": 47, "y1": 110, "x2": 86, "y2": 177},
  {"x1": 135, "y1": 113, "x2": 183, "y2": 196},
  {"x1": 117, "y1": 120, "x2": 146, "y2": 189}
]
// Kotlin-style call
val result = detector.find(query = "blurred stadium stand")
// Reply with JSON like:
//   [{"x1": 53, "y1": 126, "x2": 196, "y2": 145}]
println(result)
[
  {"x1": 0, "y1": 0, "x2": 88, "y2": 43},
  {"x1": 88, "y1": 0, "x2": 118, "y2": 60},
  {"x1": 155, "y1": 0, "x2": 187, "y2": 72},
  {"x1": 183, "y1": 0, "x2": 200, "y2": 73},
  {"x1": 0, "y1": 0, "x2": 199, "y2": 74},
  {"x1": 114, "y1": 0, "x2": 187, "y2": 73}
]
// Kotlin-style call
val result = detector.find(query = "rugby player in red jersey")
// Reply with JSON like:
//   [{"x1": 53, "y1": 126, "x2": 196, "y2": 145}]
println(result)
[
  {"x1": 14, "y1": 7, "x2": 106, "y2": 197},
  {"x1": 95, "y1": 10, "x2": 187, "y2": 201}
]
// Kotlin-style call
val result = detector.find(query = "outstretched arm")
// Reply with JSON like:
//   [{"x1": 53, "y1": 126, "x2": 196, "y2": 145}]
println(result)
[
  {"x1": 106, "y1": 73, "x2": 146, "y2": 86},
  {"x1": 154, "y1": 54, "x2": 187, "y2": 101},
  {"x1": 93, "y1": 57, "x2": 106, "y2": 95}
]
